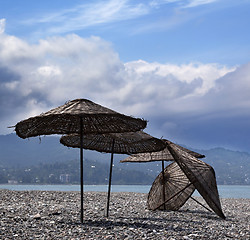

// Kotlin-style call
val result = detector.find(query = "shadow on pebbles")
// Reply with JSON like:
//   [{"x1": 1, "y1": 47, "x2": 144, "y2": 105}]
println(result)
[{"x1": 0, "y1": 190, "x2": 249, "y2": 239}]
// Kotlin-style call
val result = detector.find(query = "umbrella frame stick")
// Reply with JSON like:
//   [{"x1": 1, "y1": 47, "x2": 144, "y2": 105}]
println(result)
[
  {"x1": 190, "y1": 196, "x2": 213, "y2": 213},
  {"x1": 80, "y1": 117, "x2": 84, "y2": 223},
  {"x1": 106, "y1": 139, "x2": 115, "y2": 217},
  {"x1": 161, "y1": 160, "x2": 166, "y2": 210},
  {"x1": 153, "y1": 183, "x2": 193, "y2": 211}
]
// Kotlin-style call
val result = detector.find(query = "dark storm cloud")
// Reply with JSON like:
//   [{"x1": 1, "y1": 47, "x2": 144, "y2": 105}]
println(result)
[
  {"x1": 0, "y1": 65, "x2": 23, "y2": 113},
  {"x1": 0, "y1": 64, "x2": 52, "y2": 131},
  {"x1": 142, "y1": 63, "x2": 250, "y2": 151}
]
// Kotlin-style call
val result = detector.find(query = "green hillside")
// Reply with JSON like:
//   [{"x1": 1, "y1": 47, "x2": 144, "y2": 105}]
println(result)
[{"x1": 0, "y1": 134, "x2": 249, "y2": 185}]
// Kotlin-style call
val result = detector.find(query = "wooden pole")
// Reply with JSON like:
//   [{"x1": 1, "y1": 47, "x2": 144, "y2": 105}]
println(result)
[
  {"x1": 161, "y1": 160, "x2": 166, "y2": 210},
  {"x1": 153, "y1": 183, "x2": 193, "y2": 211},
  {"x1": 106, "y1": 139, "x2": 115, "y2": 217},
  {"x1": 190, "y1": 196, "x2": 213, "y2": 213},
  {"x1": 80, "y1": 117, "x2": 84, "y2": 223}
]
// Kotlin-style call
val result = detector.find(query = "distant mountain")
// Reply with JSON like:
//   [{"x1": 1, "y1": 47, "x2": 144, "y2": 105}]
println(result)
[
  {"x1": 198, "y1": 148, "x2": 250, "y2": 185},
  {"x1": 118, "y1": 147, "x2": 250, "y2": 185},
  {"x1": 0, "y1": 134, "x2": 249, "y2": 185},
  {"x1": 0, "y1": 133, "x2": 79, "y2": 167},
  {"x1": 0, "y1": 158, "x2": 155, "y2": 185}
]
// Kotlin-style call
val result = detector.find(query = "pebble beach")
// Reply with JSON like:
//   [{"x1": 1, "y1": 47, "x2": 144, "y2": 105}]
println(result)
[{"x1": 0, "y1": 189, "x2": 249, "y2": 239}]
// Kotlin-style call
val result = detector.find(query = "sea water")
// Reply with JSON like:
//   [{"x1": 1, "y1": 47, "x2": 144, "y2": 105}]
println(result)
[{"x1": 0, "y1": 184, "x2": 249, "y2": 199}]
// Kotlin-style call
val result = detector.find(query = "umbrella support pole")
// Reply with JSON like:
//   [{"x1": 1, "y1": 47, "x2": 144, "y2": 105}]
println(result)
[
  {"x1": 80, "y1": 118, "x2": 84, "y2": 224},
  {"x1": 161, "y1": 161, "x2": 166, "y2": 210},
  {"x1": 106, "y1": 139, "x2": 115, "y2": 217},
  {"x1": 190, "y1": 196, "x2": 213, "y2": 213},
  {"x1": 153, "y1": 183, "x2": 193, "y2": 211}
]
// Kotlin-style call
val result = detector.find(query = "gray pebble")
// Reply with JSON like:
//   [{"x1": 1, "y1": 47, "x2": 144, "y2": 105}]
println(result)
[{"x1": 0, "y1": 189, "x2": 249, "y2": 239}]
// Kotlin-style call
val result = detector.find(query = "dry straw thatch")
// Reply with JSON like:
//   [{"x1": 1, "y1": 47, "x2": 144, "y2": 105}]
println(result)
[
  {"x1": 166, "y1": 141, "x2": 225, "y2": 219},
  {"x1": 60, "y1": 131, "x2": 166, "y2": 154},
  {"x1": 147, "y1": 161, "x2": 195, "y2": 211},
  {"x1": 60, "y1": 131, "x2": 166, "y2": 217},
  {"x1": 120, "y1": 138, "x2": 224, "y2": 219},
  {"x1": 15, "y1": 99, "x2": 147, "y2": 139},
  {"x1": 14, "y1": 98, "x2": 147, "y2": 223},
  {"x1": 120, "y1": 139, "x2": 205, "y2": 163}
]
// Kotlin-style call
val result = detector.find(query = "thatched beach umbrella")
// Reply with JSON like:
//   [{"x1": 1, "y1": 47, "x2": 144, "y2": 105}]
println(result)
[
  {"x1": 60, "y1": 131, "x2": 166, "y2": 217},
  {"x1": 121, "y1": 139, "x2": 204, "y2": 210},
  {"x1": 147, "y1": 161, "x2": 195, "y2": 211},
  {"x1": 165, "y1": 141, "x2": 226, "y2": 219},
  {"x1": 15, "y1": 98, "x2": 147, "y2": 223},
  {"x1": 121, "y1": 139, "x2": 205, "y2": 163},
  {"x1": 148, "y1": 161, "x2": 214, "y2": 213}
]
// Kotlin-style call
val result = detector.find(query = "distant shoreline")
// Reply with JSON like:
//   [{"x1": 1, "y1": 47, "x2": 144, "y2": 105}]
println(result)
[
  {"x1": 1, "y1": 184, "x2": 250, "y2": 199},
  {"x1": 1, "y1": 183, "x2": 250, "y2": 187}
]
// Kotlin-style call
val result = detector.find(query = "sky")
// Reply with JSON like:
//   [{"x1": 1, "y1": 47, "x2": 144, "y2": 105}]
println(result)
[{"x1": 0, "y1": 0, "x2": 250, "y2": 152}]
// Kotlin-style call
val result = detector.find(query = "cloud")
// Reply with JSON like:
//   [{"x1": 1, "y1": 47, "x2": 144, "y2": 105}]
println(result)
[
  {"x1": 19, "y1": 0, "x2": 222, "y2": 37},
  {"x1": 24, "y1": 0, "x2": 149, "y2": 35},
  {"x1": 0, "y1": 19, "x2": 5, "y2": 34},
  {"x1": 206, "y1": 63, "x2": 250, "y2": 112},
  {"x1": 1, "y1": 31, "x2": 249, "y2": 151},
  {"x1": 0, "y1": 32, "x2": 238, "y2": 119},
  {"x1": 149, "y1": 0, "x2": 218, "y2": 8},
  {"x1": 125, "y1": 0, "x2": 220, "y2": 35},
  {"x1": 183, "y1": 0, "x2": 218, "y2": 8},
  {"x1": 0, "y1": 33, "x2": 123, "y2": 130}
]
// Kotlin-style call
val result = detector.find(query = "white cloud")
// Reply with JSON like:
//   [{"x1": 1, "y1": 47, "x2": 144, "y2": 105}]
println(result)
[
  {"x1": 37, "y1": 66, "x2": 61, "y2": 77},
  {"x1": 150, "y1": 0, "x2": 182, "y2": 7},
  {"x1": 0, "y1": 33, "x2": 125, "y2": 127},
  {"x1": 15, "y1": 0, "x2": 224, "y2": 37},
  {"x1": 184, "y1": 0, "x2": 218, "y2": 8},
  {"x1": 130, "y1": 0, "x2": 219, "y2": 35},
  {"x1": 149, "y1": 0, "x2": 218, "y2": 8},
  {"x1": 25, "y1": 0, "x2": 149, "y2": 35},
  {"x1": 0, "y1": 31, "x2": 248, "y2": 140},
  {"x1": 124, "y1": 60, "x2": 234, "y2": 95},
  {"x1": 118, "y1": 60, "x2": 235, "y2": 115},
  {"x1": 0, "y1": 19, "x2": 5, "y2": 34}
]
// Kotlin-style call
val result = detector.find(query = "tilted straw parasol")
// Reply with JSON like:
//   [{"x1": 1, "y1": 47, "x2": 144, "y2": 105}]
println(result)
[
  {"x1": 165, "y1": 141, "x2": 226, "y2": 219},
  {"x1": 120, "y1": 139, "x2": 205, "y2": 163},
  {"x1": 60, "y1": 131, "x2": 166, "y2": 217},
  {"x1": 121, "y1": 139, "x2": 205, "y2": 211},
  {"x1": 15, "y1": 98, "x2": 147, "y2": 223},
  {"x1": 147, "y1": 161, "x2": 195, "y2": 211}
]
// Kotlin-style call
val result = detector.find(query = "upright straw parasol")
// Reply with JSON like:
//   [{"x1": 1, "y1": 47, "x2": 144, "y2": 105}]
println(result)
[
  {"x1": 60, "y1": 131, "x2": 166, "y2": 217},
  {"x1": 165, "y1": 141, "x2": 226, "y2": 219},
  {"x1": 14, "y1": 98, "x2": 147, "y2": 223},
  {"x1": 121, "y1": 139, "x2": 205, "y2": 210}
]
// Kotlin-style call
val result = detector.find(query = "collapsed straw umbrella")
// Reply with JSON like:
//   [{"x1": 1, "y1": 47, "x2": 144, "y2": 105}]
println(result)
[
  {"x1": 148, "y1": 161, "x2": 214, "y2": 213},
  {"x1": 165, "y1": 141, "x2": 226, "y2": 219},
  {"x1": 121, "y1": 139, "x2": 205, "y2": 210},
  {"x1": 60, "y1": 131, "x2": 166, "y2": 217},
  {"x1": 14, "y1": 98, "x2": 147, "y2": 223},
  {"x1": 147, "y1": 161, "x2": 196, "y2": 211},
  {"x1": 122, "y1": 139, "x2": 225, "y2": 218}
]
